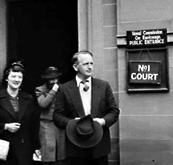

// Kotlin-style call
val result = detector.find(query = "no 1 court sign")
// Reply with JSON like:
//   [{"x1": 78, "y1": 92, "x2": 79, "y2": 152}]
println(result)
[
  {"x1": 129, "y1": 61, "x2": 161, "y2": 84},
  {"x1": 126, "y1": 48, "x2": 169, "y2": 92}
]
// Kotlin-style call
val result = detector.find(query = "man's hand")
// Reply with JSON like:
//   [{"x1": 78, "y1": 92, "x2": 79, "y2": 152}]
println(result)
[
  {"x1": 93, "y1": 118, "x2": 106, "y2": 126},
  {"x1": 75, "y1": 117, "x2": 80, "y2": 120}
]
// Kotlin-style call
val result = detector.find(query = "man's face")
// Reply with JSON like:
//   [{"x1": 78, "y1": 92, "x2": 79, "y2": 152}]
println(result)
[
  {"x1": 73, "y1": 53, "x2": 94, "y2": 79},
  {"x1": 46, "y1": 78, "x2": 58, "y2": 90}
]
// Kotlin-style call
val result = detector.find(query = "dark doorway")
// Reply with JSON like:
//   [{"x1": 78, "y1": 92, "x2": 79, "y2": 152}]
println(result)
[{"x1": 7, "y1": 0, "x2": 78, "y2": 95}]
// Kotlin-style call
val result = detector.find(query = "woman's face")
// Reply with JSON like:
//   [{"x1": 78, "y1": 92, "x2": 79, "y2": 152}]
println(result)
[
  {"x1": 46, "y1": 78, "x2": 58, "y2": 90},
  {"x1": 6, "y1": 70, "x2": 23, "y2": 90}
]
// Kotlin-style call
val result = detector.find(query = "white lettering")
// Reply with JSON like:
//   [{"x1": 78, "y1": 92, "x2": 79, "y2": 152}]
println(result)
[
  {"x1": 143, "y1": 30, "x2": 163, "y2": 35},
  {"x1": 132, "y1": 31, "x2": 142, "y2": 36},
  {"x1": 129, "y1": 40, "x2": 143, "y2": 45},
  {"x1": 138, "y1": 65, "x2": 150, "y2": 72},
  {"x1": 131, "y1": 73, "x2": 159, "y2": 81},
  {"x1": 142, "y1": 35, "x2": 161, "y2": 40},
  {"x1": 144, "y1": 39, "x2": 164, "y2": 45},
  {"x1": 135, "y1": 36, "x2": 141, "y2": 40},
  {"x1": 131, "y1": 73, "x2": 136, "y2": 80}
]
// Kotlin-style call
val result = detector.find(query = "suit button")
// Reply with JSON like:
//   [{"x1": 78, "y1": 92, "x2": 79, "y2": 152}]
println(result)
[{"x1": 21, "y1": 139, "x2": 24, "y2": 143}]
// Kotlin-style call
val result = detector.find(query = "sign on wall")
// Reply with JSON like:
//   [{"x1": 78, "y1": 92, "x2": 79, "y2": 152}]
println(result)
[
  {"x1": 127, "y1": 29, "x2": 167, "y2": 48},
  {"x1": 129, "y1": 61, "x2": 161, "y2": 84},
  {"x1": 127, "y1": 48, "x2": 169, "y2": 92}
]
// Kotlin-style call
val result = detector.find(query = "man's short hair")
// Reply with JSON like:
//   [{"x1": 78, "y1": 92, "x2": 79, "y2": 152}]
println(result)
[{"x1": 71, "y1": 50, "x2": 93, "y2": 65}]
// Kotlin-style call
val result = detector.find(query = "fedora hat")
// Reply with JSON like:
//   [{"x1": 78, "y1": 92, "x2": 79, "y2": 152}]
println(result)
[
  {"x1": 42, "y1": 66, "x2": 62, "y2": 79},
  {"x1": 66, "y1": 115, "x2": 103, "y2": 148}
]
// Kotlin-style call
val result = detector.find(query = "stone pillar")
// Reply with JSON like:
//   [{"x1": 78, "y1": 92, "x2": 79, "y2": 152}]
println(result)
[
  {"x1": 0, "y1": 0, "x2": 7, "y2": 85},
  {"x1": 78, "y1": 0, "x2": 119, "y2": 164}
]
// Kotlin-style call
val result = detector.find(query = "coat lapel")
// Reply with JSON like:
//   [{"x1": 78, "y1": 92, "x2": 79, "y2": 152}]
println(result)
[
  {"x1": 68, "y1": 80, "x2": 85, "y2": 117},
  {"x1": 0, "y1": 89, "x2": 17, "y2": 120},
  {"x1": 91, "y1": 78, "x2": 102, "y2": 117},
  {"x1": 18, "y1": 92, "x2": 30, "y2": 122},
  {"x1": 67, "y1": 78, "x2": 103, "y2": 117},
  {"x1": 0, "y1": 89, "x2": 30, "y2": 122},
  {"x1": 1, "y1": 98, "x2": 17, "y2": 119}
]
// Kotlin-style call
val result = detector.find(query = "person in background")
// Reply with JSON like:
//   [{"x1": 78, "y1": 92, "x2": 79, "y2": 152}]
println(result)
[
  {"x1": 53, "y1": 50, "x2": 120, "y2": 165},
  {"x1": 0, "y1": 61, "x2": 40, "y2": 165},
  {"x1": 35, "y1": 66, "x2": 66, "y2": 165}
]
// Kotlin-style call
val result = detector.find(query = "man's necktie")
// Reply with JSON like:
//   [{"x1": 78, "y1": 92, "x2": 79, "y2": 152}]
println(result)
[{"x1": 81, "y1": 81, "x2": 89, "y2": 92}]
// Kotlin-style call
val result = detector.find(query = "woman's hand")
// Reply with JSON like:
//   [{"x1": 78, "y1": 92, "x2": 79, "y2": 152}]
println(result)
[
  {"x1": 4, "y1": 123, "x2": 21, "y2": 133},
  {"x1": 33, "y1": 149, "x2": 42, "y2": 161}
]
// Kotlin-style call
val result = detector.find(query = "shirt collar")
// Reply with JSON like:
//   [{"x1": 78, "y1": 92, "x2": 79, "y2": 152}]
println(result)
[{"x1": 76, "y1": 75, "x2": 91, "y2": 87}]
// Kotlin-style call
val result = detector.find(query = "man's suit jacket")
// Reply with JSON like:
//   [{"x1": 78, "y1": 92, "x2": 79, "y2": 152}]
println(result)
[
  {"x1": 53, "y1": 77, "x2": 120, "y2": 158},
  {"x1": 0, "y1": 89, "x2": 40, "y2": 165}
]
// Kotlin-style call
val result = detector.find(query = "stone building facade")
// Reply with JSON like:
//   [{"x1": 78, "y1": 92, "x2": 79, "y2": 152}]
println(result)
[{"x1": 1, "y1": 0, "x2": 173, "y2": 165}]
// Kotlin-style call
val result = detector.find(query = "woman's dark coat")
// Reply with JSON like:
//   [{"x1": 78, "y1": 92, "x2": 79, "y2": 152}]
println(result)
[{"x1": 0, "y1": 89, "x2": 40, "y2": 165}]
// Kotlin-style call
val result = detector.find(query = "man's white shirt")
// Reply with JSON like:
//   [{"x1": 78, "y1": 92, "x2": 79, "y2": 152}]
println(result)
[{"x1": 76, "y1": 76, "x2": 91, "y2": 115}]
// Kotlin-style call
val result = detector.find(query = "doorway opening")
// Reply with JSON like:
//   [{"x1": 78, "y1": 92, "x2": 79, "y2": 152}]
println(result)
[{"x1": 7, "y1": 0, "x2": 78, "y2": 95}]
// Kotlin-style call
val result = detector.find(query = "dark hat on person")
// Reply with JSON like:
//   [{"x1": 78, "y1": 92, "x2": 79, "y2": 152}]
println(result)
[
  {"x1": 5, "y1": 61, "x2": 25, "y2": 73},
  {"x1": 11, "y1": 61, "x2": 24, "y2": 69},
  {"x1": 42, "y1": 66, "x2": 62, "y2": 79},
  {"x1": 66, "y1": 115, "x2": 103, "y2": 148}
]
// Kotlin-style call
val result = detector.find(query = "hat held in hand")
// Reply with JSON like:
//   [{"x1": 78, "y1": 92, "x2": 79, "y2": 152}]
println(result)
[
  {"x1": 66, "y1": 115, "x2": 103, "y2": 148},
  {"x1": 42, "y1": 66, "x2": 62, "y2": 79}
]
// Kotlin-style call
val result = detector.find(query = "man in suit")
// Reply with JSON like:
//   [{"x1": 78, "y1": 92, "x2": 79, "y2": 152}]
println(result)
[{"x1": 53, "y1": 50, "x2": 120, "y2": 165}]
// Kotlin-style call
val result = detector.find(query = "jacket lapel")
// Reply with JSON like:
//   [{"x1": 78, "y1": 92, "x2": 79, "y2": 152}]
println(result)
[
  {"x1": 18, "y1": 92, "x2": 29, "y2": 122},
  {"x1": 0, "y1": 89, "x2": 30, "y2": 122},
  {"x1": 0, "y1": 89, "x2": 17, "y2": 120},
  {"x1": 68, "y1": 80, "x2": 85, "y2": 117},
  {"x1": 91, "y1": 78, "x2": 102, "y2": 117}
]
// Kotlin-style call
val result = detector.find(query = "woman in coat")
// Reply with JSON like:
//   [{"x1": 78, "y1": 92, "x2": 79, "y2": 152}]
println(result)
[
  {"x1": 0, "y1": 61, "x2": 40, "y2": 165},
  {"x1": 35, "y1": 66, "x2": 66, "y2": 165}
]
